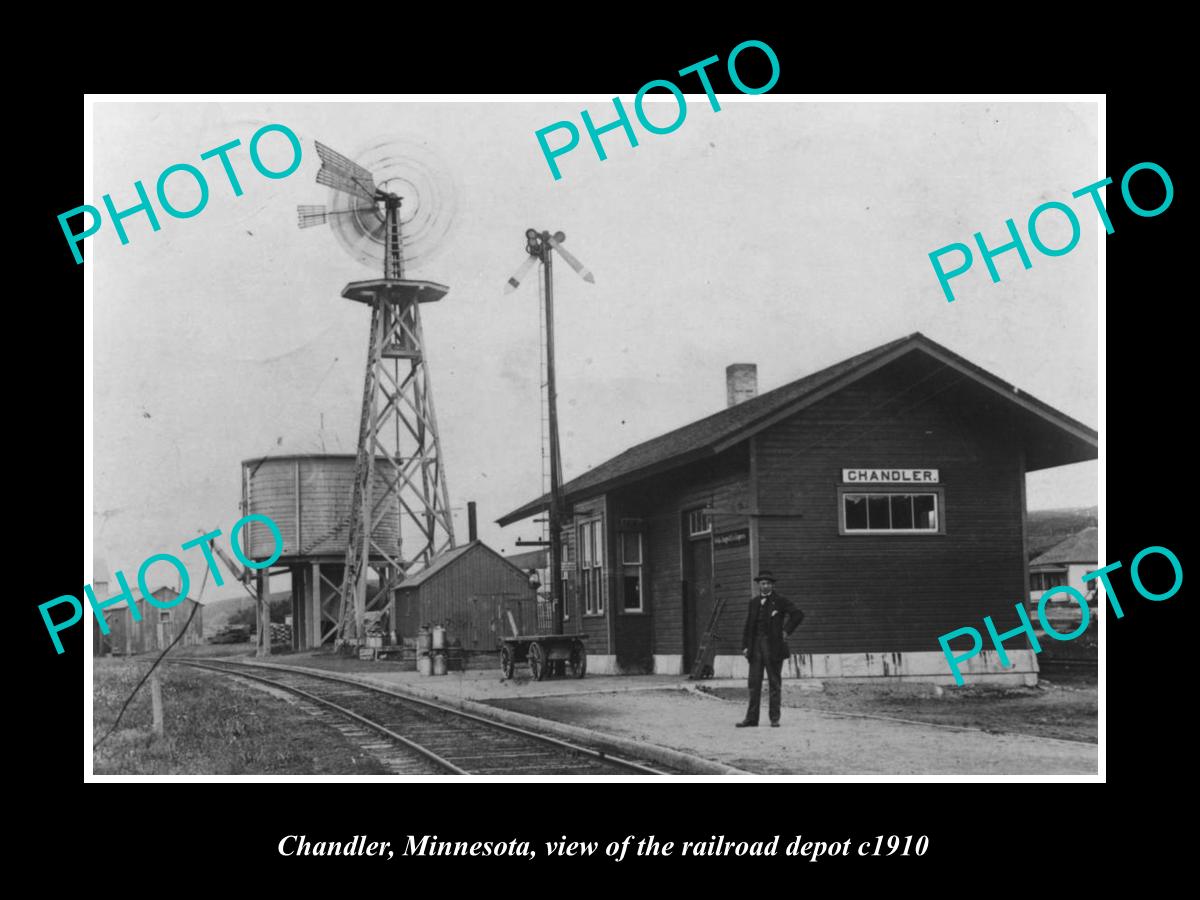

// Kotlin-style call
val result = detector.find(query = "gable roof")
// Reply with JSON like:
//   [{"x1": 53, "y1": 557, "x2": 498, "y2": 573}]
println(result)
[
  {"x1": 498, "y1": 332, "x2": 1097, "y2": 526},
  {"x1": 397, "y1": 540, "x2": 529, "y2": 589},
  {"x1": 505, "y1": 548, "x2": 549, "y2": 571},
  {"x1": 101, "y1": 585, "x2": 203, "y2": 613},
  {"x1": 150, "y1": 585, "x2": 204, "y2": 606},
  {"x1": 1031, "y1": 527, "x2": 1098, "y2": 567}
]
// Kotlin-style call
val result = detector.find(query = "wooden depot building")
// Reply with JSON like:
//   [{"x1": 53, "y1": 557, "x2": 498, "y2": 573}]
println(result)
[{"x1": 498, "y1": 333, "x2": 1097, "y2": 685}]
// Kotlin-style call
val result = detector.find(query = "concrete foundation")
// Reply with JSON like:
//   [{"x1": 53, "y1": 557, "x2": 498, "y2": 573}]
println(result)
[{"x1": 651, "y1": 650, "x2": 1039, "y2": 686}]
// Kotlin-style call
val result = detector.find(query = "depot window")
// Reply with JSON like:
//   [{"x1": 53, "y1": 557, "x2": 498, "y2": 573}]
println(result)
[
  {"x1": 621, "y1": 531, "x2": 645, "y2": 613},
  {"x1": 578, "y1": 518, "x2": 604, "y2": 616},
  {"x1": 839, "y1": 488, "x2": 944, "y2": 534},
  {"x1": 687, "y1": 508, "x2": 712, "y2": 536}
]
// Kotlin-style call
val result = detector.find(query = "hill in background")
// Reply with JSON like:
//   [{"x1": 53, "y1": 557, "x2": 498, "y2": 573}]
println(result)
[
  {"x1": 1027, "y1": 506, "x2": 1098, "y2": 559},
  {"x1": 200, "y1": 591, "x2": 292, "y2": 635}
]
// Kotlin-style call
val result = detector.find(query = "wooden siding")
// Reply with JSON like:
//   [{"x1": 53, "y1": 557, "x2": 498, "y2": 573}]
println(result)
[
  {"x1": 753, "y1": 356, "x2": 1028, "y2": 654},
  {"x1": 559, "y1": 523, "x2": 578, "y2": 631},
  {"x1": 98, "y1": 592, "x2": 205, "y2": 656},
  {"x1": 395, "y1": 543, "x2": 534, "y2": 650},
  {"x1": 609, "y1": 447, "x2": 751, "y2": 659},
  {"x1": 564, "y1": 353, "x2": 1044, "y2": 664}
]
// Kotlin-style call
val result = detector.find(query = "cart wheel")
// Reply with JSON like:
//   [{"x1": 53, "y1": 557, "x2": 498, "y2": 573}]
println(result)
[
  {"x1": 528, "y1": 642, "x2": 546, "y2": 681},
  {"x1": 569, "y1": 640, "x2": 587, "y2": 679},
  {"x1": 500, "y1": 644, "x2": 515, "y2": 679}
]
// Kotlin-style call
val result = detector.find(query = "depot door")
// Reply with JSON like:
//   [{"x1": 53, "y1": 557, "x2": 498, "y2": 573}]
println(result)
[{"x1": 683, "y1": 531, "x2": 713, "y2": 665}]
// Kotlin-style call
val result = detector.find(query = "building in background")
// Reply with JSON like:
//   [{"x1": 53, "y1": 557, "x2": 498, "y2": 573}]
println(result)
[
  {"x1": 96, "y1": 585, "x2": 205, "y2": 656},
  {"x1": 1029, "y1": 527, "x2": 1098, "y2": 598},
  {"x1": 1026, "y1": 526, "x2": 1099, "y2": 667},
  {"x1": 394, "y1": 540, "x2": 541, "y2": 652},
  {"x1": 505, "y1": 547, "x2": 552, "y2": 629},
  {"x1": 500, "y1": 332, "x2": 1097, "y2": 685},
  {"x1": 92, "y1": 558, "x2": 111, "y2": 656}
]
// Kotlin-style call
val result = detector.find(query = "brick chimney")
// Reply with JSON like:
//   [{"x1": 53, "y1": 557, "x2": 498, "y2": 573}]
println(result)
[{"x1": 726, "y1": 364, "x2": 758, "y2": 407}]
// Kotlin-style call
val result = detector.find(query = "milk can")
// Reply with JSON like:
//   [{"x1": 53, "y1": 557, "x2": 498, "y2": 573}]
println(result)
[
  {"x1": 431, "y1": 624, "x2": 446, "y2": 650},
  {"x1": 416, "y1": 625, "x2": 432, "y2": 654}
]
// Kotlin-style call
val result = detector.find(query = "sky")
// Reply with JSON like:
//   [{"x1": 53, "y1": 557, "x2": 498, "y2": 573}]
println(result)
[{"x1": 88, "y1": 98, "x2": 1099, "y2": 605}]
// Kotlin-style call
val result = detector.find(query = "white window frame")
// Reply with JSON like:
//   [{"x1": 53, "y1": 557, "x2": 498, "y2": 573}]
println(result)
[
  {"x1": 620, "y1": 531, "x2": 645, "y2": 613},
  {"x1": 839, "y1": 487, "x2": 945, "y2": 535},
  {"x1": 687, "y1": 507, "x2": 712, "y2": 537},
  {"x1": 578, "y1": 518, "x2": 604, "y2": 616}
]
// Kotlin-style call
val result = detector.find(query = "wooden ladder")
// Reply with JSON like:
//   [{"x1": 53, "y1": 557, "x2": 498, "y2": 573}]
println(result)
[{"x1": 688, "y1": 596, "x2": 726, "y2": 680}]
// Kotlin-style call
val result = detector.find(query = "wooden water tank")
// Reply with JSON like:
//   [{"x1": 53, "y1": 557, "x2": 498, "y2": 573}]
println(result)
[{"x1": 240, "y1": 454, "x2": 402, "y2": 562}]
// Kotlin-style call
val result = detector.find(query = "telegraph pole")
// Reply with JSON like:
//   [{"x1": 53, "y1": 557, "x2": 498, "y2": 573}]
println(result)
[
  {"x1": 508, "y1": 229, "x2": 595, "y2": 636},
  {"x1": 542, "y1": 239, "x2": 564, "y2": 635}
]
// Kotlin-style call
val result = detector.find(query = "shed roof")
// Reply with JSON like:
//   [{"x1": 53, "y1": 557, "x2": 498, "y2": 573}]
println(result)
[
  {"x1": 398, "y1": 540, "x2": 529, "y2": 589},
  {"x1": 1031, "y1": 527, "x2": 1098, "y2": 567},
  {"x1": 499, "y1": 332, "x2": 1098, "y2": 526},
  {"x1": 505, "y1": 548, "x2": 548, "y2": 571},
  {"x1": 100, "y1": 589, "x2": 203, "y2": 613}
]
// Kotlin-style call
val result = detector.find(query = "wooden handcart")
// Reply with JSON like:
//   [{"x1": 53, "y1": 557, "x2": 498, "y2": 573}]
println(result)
[{"x1": 499, "y1": 632, "x2": 588, "y2": 681}]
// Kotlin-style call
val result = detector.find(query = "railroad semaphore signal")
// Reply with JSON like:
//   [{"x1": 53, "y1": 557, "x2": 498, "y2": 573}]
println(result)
[{"x1": 505, "y1": 230, "x2": 595, "y2": 634}]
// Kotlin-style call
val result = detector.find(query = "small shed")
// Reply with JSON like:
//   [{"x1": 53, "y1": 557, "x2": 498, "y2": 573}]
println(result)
[
  {"x1": 394, "y1": 541, "x2": 538, "y2": 652},
  {"x1": 100, "y1": 586, "x2": 205, "y2": 656}
]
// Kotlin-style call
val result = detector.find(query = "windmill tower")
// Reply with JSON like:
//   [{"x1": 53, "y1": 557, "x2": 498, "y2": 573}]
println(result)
[{"x1": 298, "y1": 139, "x2": 459, "y2": 645}]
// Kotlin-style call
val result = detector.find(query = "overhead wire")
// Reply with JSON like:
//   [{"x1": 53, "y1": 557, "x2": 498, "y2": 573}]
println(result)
[{"x1": 92, "y1": 558, "x2": 213, "y2": 751}]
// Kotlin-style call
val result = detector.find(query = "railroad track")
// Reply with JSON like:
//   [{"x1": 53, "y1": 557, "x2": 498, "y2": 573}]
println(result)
[{"x1": 170, "y1": 658, "x2": 670, "y2": 776}]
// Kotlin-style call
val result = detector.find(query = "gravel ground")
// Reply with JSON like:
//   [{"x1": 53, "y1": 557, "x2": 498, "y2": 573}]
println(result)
[
  {"x1": 239, "y1": 654, "x2": 1098, "y2": 775},
  {"x1": 483, "y1": 687, "x2": 1097, "y2": 776}
]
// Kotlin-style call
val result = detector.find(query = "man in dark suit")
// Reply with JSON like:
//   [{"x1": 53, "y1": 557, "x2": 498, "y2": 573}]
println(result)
[{"x1": 736, "y1": 571, "x2": 804, "y2": 728}]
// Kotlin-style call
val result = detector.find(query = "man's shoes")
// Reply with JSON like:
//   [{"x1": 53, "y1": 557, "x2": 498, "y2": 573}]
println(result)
[
  {"x1": 735, "y1": 720, "x2": 758, "y2": 728},
  {"x1": 770, "y1": 721, "x2": 780, "y2": 728}
]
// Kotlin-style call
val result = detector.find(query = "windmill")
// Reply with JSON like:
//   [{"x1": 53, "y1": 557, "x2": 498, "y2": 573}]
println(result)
[
  {"x1": 299, "y1": 138, "x2": 459, "y2": 646},
  {"x1": 505, "y1": 229, "x2": 595, "y2": 634}
]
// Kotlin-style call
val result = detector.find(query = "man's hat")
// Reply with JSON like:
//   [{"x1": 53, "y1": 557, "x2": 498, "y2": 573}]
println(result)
[{"x1": 755, "y1": 571, "x2": 776, "y2": 582}]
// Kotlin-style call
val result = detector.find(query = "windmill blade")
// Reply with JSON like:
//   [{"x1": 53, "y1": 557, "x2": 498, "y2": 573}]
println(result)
[
  {"x1": 299, "y1": 204, "x2": 382, "y2": 230},
  {"x1": 297, "y1": 205, "x2": 328, "y2": 228},
  {"x1": 505, "y1": 254, "x2": 537, "y2": 293},
  {"x1": 315, "y1": 140, "x2": 378, "y2": 202},
  {"x1": 547, "y1": 236, "x2": 596, "y2": 284}
]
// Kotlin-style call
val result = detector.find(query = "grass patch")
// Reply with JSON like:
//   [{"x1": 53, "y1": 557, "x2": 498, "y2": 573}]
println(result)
[{"x1": 92, "y1": 659, "x2": 390, "y2": 775}]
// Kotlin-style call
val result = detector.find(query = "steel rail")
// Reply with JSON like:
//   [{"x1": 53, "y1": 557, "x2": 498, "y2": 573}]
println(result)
[
  {"x1": 173, "y1": 657, "x2": 667, "y2": 775},
  {"x1": 174, "y1": 659, "x2": 468, "y2": 774}
]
